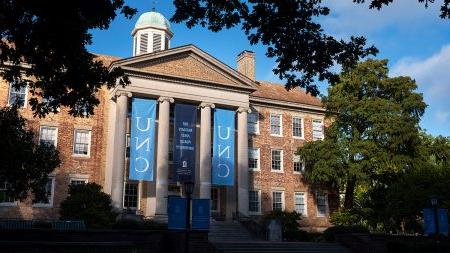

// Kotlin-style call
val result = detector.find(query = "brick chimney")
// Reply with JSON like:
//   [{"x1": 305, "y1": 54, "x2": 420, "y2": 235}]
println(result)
[{"x1": 237, "y1": 50, "x2": 255, "y2": 80}]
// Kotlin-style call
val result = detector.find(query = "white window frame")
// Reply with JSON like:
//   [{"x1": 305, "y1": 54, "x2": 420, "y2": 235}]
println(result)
[
  {"x1": 123, "y1": 180, "x2": 140, "y2": 210},
  {"x1": 271, "y1": 149, "x2": 284, "y2": 172},
  {"x1": 248, "y1": 148, "x2": 260, "y2": 171},
  {"x1": 248, "y1": 189, "x2": 261, "y2": 215},
  {"x1": 316, "y1": 191, "x2": 329, "y2": 217},
  {"x1": 211, "y1": 187, "x2": 220, "y2": 212},
  {"x1": 271, "y1": 190, "x2": 285, "y2": 211},
  {"x1": 294, "y1": 192, "x2": 307, "y2": 217},
  {"x1": 312, "y1": 119, "x2": 324, "y2": 141},
  {"x1": 247, "y1": 111, "x2": 260, "y2": 135},
  {"x1": 0, "y1": 178, "x2": 17, "y2": 206},
  {"x1": 292, "y1": 116, "x2": 304, "y2": 139},
  {"x1": 293, "y1": 153, "x2": 305, "y2": 174},
  {"x1": 39, "y1": 126, "x2": 58, "y2": 147},
  {"x1": 32, "y1": 177, "x2": 55, "y2": 208},
  {"x1": 73, "y1": 129, "x2": 92, "y2": 157},
  {"x1": 270, "y1": 113, "x2": 283, "y2": 137},
  {"x1": 7, "y1": 82, "x2": 28, "y2": 108}
]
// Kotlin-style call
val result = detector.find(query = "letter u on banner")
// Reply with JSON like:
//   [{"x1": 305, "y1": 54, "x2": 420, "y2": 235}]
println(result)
[
  {"x1": 212, "y1": 108, "x2": 235, "y2": 186},
  {"x1": 129, "y1": 98, "x2": 156, "y2": 181}
]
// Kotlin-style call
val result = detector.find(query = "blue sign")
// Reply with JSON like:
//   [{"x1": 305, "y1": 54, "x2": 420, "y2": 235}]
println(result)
[
  {"x1": 424, "y1": 208, "x2": 435, "y2": 235},
  {"x1": 129, "y1": 98, "x2": 156, "y2": 181},
  {"x1": 192, "y1": 199, "x2": 210, "y2": 230},
  {"x1": 438, "y1": 208, "x2": 449, "y2": 235},
  {"x1": 212, "y1": 108, "x2": 235, "y2": 186},
  {"x1": 174, "y1": 104, "x2": 197, "y2": 182},
  {"x1": 168, "y1": 196, "x2": 187, "y2": 230},
  {"x1": 423, "y1": 208, "x2": 449, "y2": 235}
]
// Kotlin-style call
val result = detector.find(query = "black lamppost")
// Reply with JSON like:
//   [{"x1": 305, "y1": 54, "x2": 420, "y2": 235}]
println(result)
[
  {"x1": 430, "y1": 196, "x2": 440, "y2": 242},
  {"x1": 184, "y1": 181, "x2": 194, "y2": 253}
]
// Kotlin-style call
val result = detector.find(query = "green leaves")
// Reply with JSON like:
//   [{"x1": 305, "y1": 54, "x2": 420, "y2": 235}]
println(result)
[
  {"x1": 0, "y1": 106, "x2": 60, "y2": 201},
  {"x1": 171, "y1": 0, "x2": 378, "y2": 96},
  {"x1": 0, "y1": 0, "x2": 135, "y2": 117}
]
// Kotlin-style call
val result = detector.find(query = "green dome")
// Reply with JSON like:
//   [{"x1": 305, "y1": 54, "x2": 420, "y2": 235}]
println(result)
[{"x1": 134, "y1": 11, "x2": 171, "y2": 31}]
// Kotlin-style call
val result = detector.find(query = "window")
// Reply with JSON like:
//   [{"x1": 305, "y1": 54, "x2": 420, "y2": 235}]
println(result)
[
  {"x1": 270, "y1": 114, "x2": 282, "y2": 136},
  {"x1": 316, "y1": 192, "x2": 328, "y2": 217},
  {"x1": 8, "y1": 83, "x2": 27, "y2": 107},
  {"x1": 248, "y1": 148, "x2": 260, "y2": 171},
  {"x1": 292, "y1": 117, "x2": 304, "y2": 138},
  {"x1": 39, "y1": 126, "x2": 58, "y2": 147},
  {"x1": 272, "y1": 191, "x2": 284, "y2": 211},
  {"x1": 313, "y1": 119, "x2": 324, "y2": 140},
  {"x1": 124, "y1": 181, "x2": 138, "y2": 210},
  {"x1": 153, "y1": 33, "x2": 162, "y2": 52},
  {"x1": 70, "y1": 179, "x2": 88, "y2": 186},
  {"x1": 0, "y1": 177, "x2": 15, "y2": 205},
  {"x1": 33, "y1": 178, "x2": 54, "y2": 207},
  {"x1": 271, "y1": 149, "x2": 283, "y2": 171},
  {"x1": 293, "y1": 154, "x2": 304, "y2": 173},
  {"x1": 139, "y1": 33, "x2": 148, "y2": 54},
  {"x1": 295, "y1": 192, "x2": 307, "y2": 216},
  {"x1": 249, "y1": 190, "x2": 261, "y2": 213},
  {"x1": 248, "y1": 111, "x2": 259, "y2": 134},
  {"x1": 211, "y1": 188, "x2": 219, "y2": 212},
  {"x1": 73, "y1": 129, "x2": 91, "y2": 156}
]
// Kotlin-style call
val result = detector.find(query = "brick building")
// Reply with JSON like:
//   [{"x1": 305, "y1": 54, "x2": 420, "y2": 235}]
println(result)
[{"x1": 0, "y1": 11, "x2": 335, "y2": 230}]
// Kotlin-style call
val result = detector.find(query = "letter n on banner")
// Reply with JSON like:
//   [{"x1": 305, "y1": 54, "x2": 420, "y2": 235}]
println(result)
[
  {"x1": 129, "y1": 98, "x2": 156, "y2": 181},
  {"x1": 212, "y1": 108, "x2": 235, "y2": 186}
]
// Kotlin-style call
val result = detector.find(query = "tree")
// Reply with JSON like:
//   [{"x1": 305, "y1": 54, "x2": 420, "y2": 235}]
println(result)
[
  {"x1": 297, "y1": 59, "x2": 426, "y2": 210},
  {"x1": 0, "y1": 1, "x2": 136, "y2": 117},
  {"x1": 60, "y1": 183, "x2": 117, "y2": 228},
  {"x1": 0, "y1": 106, "x2": 60, "y2": 201},
  {"x1": 172, "y1": 0, "x2": 450, "y2": 95}
]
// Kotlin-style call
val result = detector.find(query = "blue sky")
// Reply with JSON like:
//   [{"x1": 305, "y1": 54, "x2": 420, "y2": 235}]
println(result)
[{"x1": 88, "y1": 0, "x2": 450, "y2": 137}]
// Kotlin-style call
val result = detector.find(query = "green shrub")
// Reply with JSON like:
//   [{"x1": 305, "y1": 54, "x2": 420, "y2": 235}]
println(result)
[
  {"x1": 323, "y1": 225, "x2": 369, "y2": 242},
  {"x1": 59, "y1": 183, "x2": 117, "y2": 228},
  {"x1": 330, "y1": 208, "x2": 372, "y2": 226},
  {"x1": 264, "y1": 210, "x2": 302, "y2": 241}
]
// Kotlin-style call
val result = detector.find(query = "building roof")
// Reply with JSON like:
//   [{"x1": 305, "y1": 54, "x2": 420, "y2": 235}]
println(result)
[
  {"x1": 93, "y1": 53, "x2": 322, "y2": 108},
  {"x1": 134, "y1": 11, "x2": 171, "y2": 31},
  {"x1": 251, "y1": 81, "x2": 322, "y2": 107}
]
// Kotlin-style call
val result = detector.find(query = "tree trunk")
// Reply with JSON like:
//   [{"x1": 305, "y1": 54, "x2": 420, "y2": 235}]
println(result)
[{"x1": 343, "y1": 177, "x2": 356, "y2": 210}]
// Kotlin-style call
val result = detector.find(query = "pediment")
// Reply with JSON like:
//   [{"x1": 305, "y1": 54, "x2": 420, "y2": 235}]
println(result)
[{"x1": 110, "y1": 45, "x2": 256, "y2": 91}]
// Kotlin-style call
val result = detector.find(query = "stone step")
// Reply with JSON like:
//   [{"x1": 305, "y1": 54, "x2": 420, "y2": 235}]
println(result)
[{"x1": 213, "y1": 242, "x2": 351, "y2": 253}]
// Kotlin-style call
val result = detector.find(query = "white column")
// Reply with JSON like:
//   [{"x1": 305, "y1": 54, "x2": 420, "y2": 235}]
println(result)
[
  {"x1": 237, "y1": 107, "x2": 250, "y2": 216},
  {"x1": 104, "y1": 98, "x2": 117, "y2": 195},
  {"x1": 155, "y1": 96, "x2": 174, "y2": 217},
  {"x1": 111, "y1": 91, "x2": 131, "y2": 211},
  {"x1": 199, "y1": 103, "x2": 215, "y2": 199}
]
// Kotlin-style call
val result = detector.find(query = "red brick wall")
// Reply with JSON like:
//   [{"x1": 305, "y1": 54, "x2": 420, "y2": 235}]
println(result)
[
  {"x1": 0, "y1": 79, "x2": 109, "y2": 219},
  {"x1": 248, "y1": 105, "x2": 335, "y2": 230}
]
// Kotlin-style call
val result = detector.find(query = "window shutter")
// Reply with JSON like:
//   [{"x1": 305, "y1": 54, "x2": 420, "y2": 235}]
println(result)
[
  {"x1": 153, "y1": 33, "x2": 162, "y2": 52},
  {"x1": 139, "y1": 33, "x2": 148, "y2": 54}
]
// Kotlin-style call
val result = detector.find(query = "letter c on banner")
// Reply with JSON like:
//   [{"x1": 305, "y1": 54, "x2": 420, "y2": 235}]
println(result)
[
  {"x1": 217, "y1": 164, "x2": 230, "y2": 178},
  {"x1": 135, "y1": 157, "x2": 149, "y2": 172}
]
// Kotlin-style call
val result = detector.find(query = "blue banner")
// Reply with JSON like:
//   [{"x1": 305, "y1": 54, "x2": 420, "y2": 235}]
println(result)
[
  {"x1": 212, "y1": 108, "x2": 235, "y2": 186},
  {"x1": 168, "y1": 196, "x2": 187, "y2": 230},
  {"x1": 129, "y1": 98, "x2": 156, "y2": 181},
  {"x1": 174, "y1": 104, "x2": 197, "y2": 182},
  {"x1": 424, "y1": 208, "x2": 435, "y2": 235},
  {"x1": 192, "y1": 199, "x2": 210, "y2": 230},
  {"x1": 438, "y1": 208, "x2": 449, "y2": 235}
]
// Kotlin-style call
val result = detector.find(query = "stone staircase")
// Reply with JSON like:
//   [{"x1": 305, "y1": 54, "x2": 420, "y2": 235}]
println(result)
[
  {"x1": 209, "y1": 220, "x2": 258, "y2": 242},
  {"x1": 209, "y1": 221, "x2": 351, "y2": 253}
]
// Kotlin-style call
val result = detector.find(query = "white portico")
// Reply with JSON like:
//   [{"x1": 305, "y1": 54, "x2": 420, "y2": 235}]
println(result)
[{"x1": 104, "y1": 12, "x2": 256, "y2": 219}]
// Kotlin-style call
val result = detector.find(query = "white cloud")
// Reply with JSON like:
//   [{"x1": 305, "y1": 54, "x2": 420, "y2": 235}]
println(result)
[{"x1": 391, "y1": 44, "x2": 450, "y2": 125}]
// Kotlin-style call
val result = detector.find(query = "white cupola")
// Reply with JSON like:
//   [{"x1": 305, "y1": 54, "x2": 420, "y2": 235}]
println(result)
[{"x1": 132, "y1": 11, "x2": 173, "y2": 56}]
